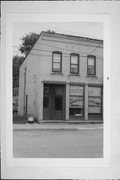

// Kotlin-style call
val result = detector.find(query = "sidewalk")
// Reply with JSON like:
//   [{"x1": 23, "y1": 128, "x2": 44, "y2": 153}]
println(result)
[{"x1": 13, "y1": 122, "x2": 103, "y2": 130}]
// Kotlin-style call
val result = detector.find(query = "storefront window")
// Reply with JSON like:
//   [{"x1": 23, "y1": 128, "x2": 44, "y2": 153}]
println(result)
[
  {"x1": 69, "y1": 85, "x2": 84, "y2": 116},
  {"x1": 88, "y1": 97, "x2": 101, "y2": 113},
  {"x1": 88, "y1": 87, "x2": 102, "y2": 114}
]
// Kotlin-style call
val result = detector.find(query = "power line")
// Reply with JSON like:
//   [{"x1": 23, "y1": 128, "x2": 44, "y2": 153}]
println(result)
[
  {"x1": 38, "y1": 42, "x2": 102, "y2": 56},
  {"x1": 89, "y1": 42, "x2": 103, "y2": 55},
  {"x1": 13, "y1": 37, "x2": 103, "y2": 57}
]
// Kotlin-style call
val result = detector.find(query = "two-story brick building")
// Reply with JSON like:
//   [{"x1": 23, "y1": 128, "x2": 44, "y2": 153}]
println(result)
[{"x1": 18, "y1": 31, "x2": 103, "y2": 122}]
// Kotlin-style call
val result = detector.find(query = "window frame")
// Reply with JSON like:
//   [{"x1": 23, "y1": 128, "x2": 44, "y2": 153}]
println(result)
[
  {"x1": 70, "y1": 53, "x2": 79, "y2": 74},
  {"x1": 87, "y1": 55, "x2": 96, "y2": 76},
  {"x1": 52, "y1": 51, "x2": 62, "y2": 73}
]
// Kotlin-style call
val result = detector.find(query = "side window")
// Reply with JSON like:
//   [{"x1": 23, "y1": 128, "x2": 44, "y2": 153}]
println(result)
[
  {"x1": 52, "y1": 52, "x2": 62, "y2": 72},
  {"x1": 87, "y1": 55, "x2": 96, "y2": 75}
]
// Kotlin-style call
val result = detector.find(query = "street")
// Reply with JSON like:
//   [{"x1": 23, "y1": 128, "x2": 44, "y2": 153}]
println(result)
[{"x1": 13, "y1": 129, "x2": 103, "y2": 158}]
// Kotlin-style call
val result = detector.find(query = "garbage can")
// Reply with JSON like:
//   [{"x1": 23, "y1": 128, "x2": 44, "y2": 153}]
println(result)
[{"x1": 27, "y1": 115, "x2": 34, "y2": 124}]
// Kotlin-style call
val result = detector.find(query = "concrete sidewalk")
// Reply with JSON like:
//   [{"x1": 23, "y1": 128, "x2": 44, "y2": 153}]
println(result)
[{"x1": 13, "y1": 123, "x2": 103, "y2": 130}]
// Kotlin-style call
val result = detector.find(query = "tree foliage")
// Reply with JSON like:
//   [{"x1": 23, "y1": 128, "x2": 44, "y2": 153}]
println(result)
[
  {"x1": 19, "y1": 32, "x2": 40, "y2": 56},
  {"x1": 46, "y1": 29, "x2": 55, "y2": 33},
  {"x1": 13, "y1": 32, "x2": 40, "y2": 90},
  {"x1": 13, "y1": 55, "x2": 24, "y2": 88}
]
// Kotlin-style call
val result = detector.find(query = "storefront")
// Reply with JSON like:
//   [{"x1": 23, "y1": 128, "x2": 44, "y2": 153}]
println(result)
[{"x1": 43, "y1": 83, "x2": 103, "y2": 121}]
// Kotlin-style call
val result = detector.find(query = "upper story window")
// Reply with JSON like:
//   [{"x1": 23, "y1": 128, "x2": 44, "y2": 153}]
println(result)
[
  {"x1": 70, "y1": 54, "x2": 79, "y2": 74},
  {"x1": 52, "y1": 51, "x2": 62, "y2": 72},
  {"x1": 87, "y1": 55, "x2": 96, "y2": 75}
]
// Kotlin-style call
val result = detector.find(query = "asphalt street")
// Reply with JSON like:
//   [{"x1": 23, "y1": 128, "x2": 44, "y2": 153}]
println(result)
[{"x1": 13, "y1": 129, "x2": 103, "y2": 158}]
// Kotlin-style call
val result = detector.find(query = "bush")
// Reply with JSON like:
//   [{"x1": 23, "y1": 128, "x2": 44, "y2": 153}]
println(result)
[{"x1": 13, "y1": 114, "x2": 27, "y2": 124}]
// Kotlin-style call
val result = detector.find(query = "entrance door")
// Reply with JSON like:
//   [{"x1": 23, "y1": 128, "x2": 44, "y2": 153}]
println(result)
[{"x1": 43, "y1": 84, "x2": 65, "y2": 120}]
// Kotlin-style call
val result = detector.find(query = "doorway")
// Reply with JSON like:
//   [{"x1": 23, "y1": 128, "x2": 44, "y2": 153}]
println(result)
[{"x1": 43, "y1": 84, "x2": 65, "y2": 120}]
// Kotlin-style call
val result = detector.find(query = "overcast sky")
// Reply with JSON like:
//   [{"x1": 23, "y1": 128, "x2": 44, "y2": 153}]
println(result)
[{"x1": 13, "y1": 22, "x2": 103, "y2": 56}]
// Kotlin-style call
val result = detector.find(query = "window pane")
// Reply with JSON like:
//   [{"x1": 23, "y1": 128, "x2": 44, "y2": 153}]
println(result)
[
  {"x1": 88, "y1": 57, "x2": 94, "y2": 65},
  {"x1": 55, "y1": 96, "x2": 62, "y2": 110},
  {"x1": 71, "y1": 64, "x2": 78, "y2": 73},
  {"x1": 88, "y1": 66, "x2": 95, "y2": 75},
  {"x1": 88, "y1": 97, "x2": 101, "y2": 113},
  {"x1": 53, "y1": 53, "x2": 61, "y2": 62},
  {"x1": 70, "y1": 108, "x2": 82, "y2": 115},
  {"x1": 71, "y1": 55, "x2": 78, "y2": 64},
  {"x1": 70, "y1": 86, "x2": 83, "y2": 96},
  {"x1": 88, "y1": 87, "x2": 101, "y2": 97},
  {"x1": 69, "y1": 96, "x2": 83, "y2": 108},
  {"x1": 53, "y1": 62, "x2": 60, "y2": 71}
]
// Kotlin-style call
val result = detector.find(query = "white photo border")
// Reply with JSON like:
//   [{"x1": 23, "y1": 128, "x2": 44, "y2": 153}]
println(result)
[{"x1": 4, "y1": 13, "x2": 110, "y2": 168}]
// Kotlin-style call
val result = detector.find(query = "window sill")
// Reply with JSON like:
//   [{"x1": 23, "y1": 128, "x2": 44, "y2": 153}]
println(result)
[
  {"x1": 86, "y1": 75, "x2": 97, "y2": 78},
  {"x1": 50, "y1": 72, "x2": 63, "y2": 76},
  {"x1": 68, "y1": 73, "x2": 80, "y2": 77}
]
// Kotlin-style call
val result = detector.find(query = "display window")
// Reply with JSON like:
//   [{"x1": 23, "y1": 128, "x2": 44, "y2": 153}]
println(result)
[{"x1": 69, "y1": 85, "x2": 84, "y2": 116}]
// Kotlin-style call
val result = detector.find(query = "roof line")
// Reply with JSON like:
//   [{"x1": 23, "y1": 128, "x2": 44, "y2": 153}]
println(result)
[{"x1": 41, "y1": 31, "x2": 103, "y2": 43}]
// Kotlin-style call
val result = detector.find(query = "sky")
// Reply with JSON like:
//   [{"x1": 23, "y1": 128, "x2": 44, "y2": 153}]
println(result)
[{"x1": 13, "y1": 22, "x2": 103, "y2": 56}]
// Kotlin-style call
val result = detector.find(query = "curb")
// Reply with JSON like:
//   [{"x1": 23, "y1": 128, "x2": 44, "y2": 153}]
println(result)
[{"x1": 13, "y1": 127, "x2": 103, "y2": 131}]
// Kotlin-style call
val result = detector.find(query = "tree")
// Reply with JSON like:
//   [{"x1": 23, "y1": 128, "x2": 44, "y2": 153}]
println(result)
[
  {"x1": 19, "y1": 32, "x2": 40, "y2": 56},
  {"x1": 46, "y1": 29, "x2": 55, "y2": 34},
  {"x1": 13, "y1": 55, "x2": 24, "y2": 88}
]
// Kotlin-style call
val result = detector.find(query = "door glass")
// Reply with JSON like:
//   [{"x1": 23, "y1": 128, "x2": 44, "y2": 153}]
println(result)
[
  {"x1": 43, "y1": 86, "x2": 49, "y2": 108},
  {"x1": 55, "y1": 87, "x2": 62, "y2": 95},
  {"x1": 55, "y1": 87, "x2": 63, "y2": 110},
  {"x1": 55, "y1": 96, "x2": 62, "y2": 110},
  {"x1": 44, "y1": 87, "x2": 49, "y2": 96}
]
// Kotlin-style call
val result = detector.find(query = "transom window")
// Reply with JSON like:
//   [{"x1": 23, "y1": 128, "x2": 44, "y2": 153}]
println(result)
[
  {"x1": 87, "y1": 55, "x2": 96, "y2": 75},
  {"x1": 70, "y1": 54, "x2": 79, "y2": 74},
  {"x1": 52, "y1": 52, "x2": 62, "y2": 72}
]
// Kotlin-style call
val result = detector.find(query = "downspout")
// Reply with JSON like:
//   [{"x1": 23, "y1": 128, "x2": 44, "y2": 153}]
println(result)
[{"x1": 24, "y1": 67, "x2": 26, "y2": 115}]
